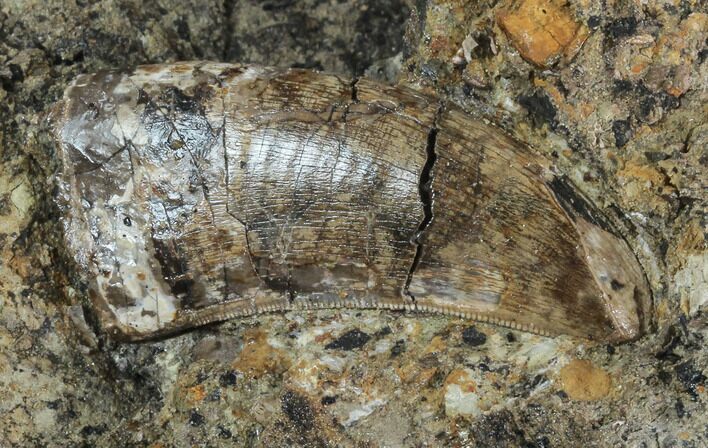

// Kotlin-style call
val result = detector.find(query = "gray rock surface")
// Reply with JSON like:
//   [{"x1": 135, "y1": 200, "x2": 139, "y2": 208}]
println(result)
[{"x1": 0, "y1": 0, "x2": 705, "y2": 446}]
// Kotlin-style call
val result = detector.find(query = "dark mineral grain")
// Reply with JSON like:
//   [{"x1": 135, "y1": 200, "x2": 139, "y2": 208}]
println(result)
[
  {"x1": 281, "y1": 391, "x2": 315, "y2": 431},
  {"x1": 325, "y1": 329, "x2": 371, "y2": 351},
  {"x1": 518, "y1": 91, "x2": 558, "y2": 129},
  {"x1": 675, "y1": 361, "x2": 706, "y2": 400},
  {"x1": 462, "y1": 326, "x2": 488, "y2": 346}
]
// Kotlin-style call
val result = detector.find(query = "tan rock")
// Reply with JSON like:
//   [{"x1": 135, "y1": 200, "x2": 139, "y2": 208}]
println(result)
[
  {"x1": 497, "y1": 0, "x2": 589, "y2": 67},
  {"x1": 616, "y1": 159, "x2": 677, "y2": 218},
  {"x1": 232, "y1": 327, "x2": 290, "y2": 378},
  {"x1": 646, "y1": 13, "x2": 707, "y2": 97},
  {"x1": 669, "y1": 219, "x2": 708, "y2": 316},
  {"x1": 559, "y1": 359, "x2": 612, "y2": 400},
  {"x1": 443, "y1": 368, "x2": 481, "y2": 417},
  {"x1": 186, "y1": 384, "x2": 207, "y2": 403}
]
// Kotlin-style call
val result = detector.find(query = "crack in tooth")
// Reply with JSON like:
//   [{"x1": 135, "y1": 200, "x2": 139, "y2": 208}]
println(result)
[
  {"x1": 286, "y1": 274, "x2": 296, "y2": 304},
  {"x1": 350, "y1": 77, "x2": 359, "y2": 103},
  {"x1": 217, "y1": 82, "x2": 267, "y2": 294},
  {"x1": 404, "y1": 105, "x2": 443, "y2": 301},
  {"x1": 217, "y1": 93, "x2": 232, "y2": 303}
]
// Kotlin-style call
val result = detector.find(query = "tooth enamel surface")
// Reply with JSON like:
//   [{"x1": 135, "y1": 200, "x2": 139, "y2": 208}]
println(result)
[{"x1": 52, "y1": 62, "x2": 651, "y2": 342}]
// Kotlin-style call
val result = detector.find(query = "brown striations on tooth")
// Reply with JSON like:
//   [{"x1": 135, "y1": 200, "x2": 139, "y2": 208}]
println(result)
[{"x1": 50, "y1": 61, "x2": 652, "y2": 342}]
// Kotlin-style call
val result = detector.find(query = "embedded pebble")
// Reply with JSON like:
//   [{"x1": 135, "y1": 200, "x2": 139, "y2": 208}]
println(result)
[
  {"x1": 325, "y1": 329, "x2": 371, "y2": 351},
  {"x1": 559, "y1": 359, "x2": 612, "y2": 401},
  {"x1": 461, "y1": 326, "x2": 488, "y2": 346},
  {"x1": 497, "y1": 0, "x2": 589, "y2": 67}
]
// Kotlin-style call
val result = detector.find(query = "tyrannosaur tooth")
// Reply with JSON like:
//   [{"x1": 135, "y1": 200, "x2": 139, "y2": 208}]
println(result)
[{"x1": 50, "y1": 62, "x2": 651, "y2": 342}]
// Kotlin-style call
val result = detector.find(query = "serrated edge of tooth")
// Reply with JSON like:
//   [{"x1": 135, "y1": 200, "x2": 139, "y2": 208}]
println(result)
[{"x1": 130, "y1": 298, "x2": 553, "y2": 342}]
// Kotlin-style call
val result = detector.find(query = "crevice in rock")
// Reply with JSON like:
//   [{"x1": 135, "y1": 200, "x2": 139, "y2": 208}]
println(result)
[{"x1": 404, "y1": 107, "x2": 441, "y2": 301}]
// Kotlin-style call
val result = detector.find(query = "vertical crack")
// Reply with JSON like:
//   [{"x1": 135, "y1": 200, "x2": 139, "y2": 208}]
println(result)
[
  {"x1": 218, "y1": 86, "x2": 268, "y2": 292},
  {"x1": 404, "y1": 106, "x2": 442, "y2": 300},
  {"x1": 286, "y1": 274, "x2": 296, "y2": 305},
  {"x1": 219, "y1": 97, "x2": 231, "y2": 301},
  {"x1": 135, "y1": 78, "x2": 235, "y2": 305},
  {"x1": 350, "y1": 77, "x2": 359, "y2": 103}
]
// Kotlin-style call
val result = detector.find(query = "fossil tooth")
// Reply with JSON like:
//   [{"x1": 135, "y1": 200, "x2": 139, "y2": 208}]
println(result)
[{"x1": 50, "y1": 61, "x2": 652, "y2": 342}]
